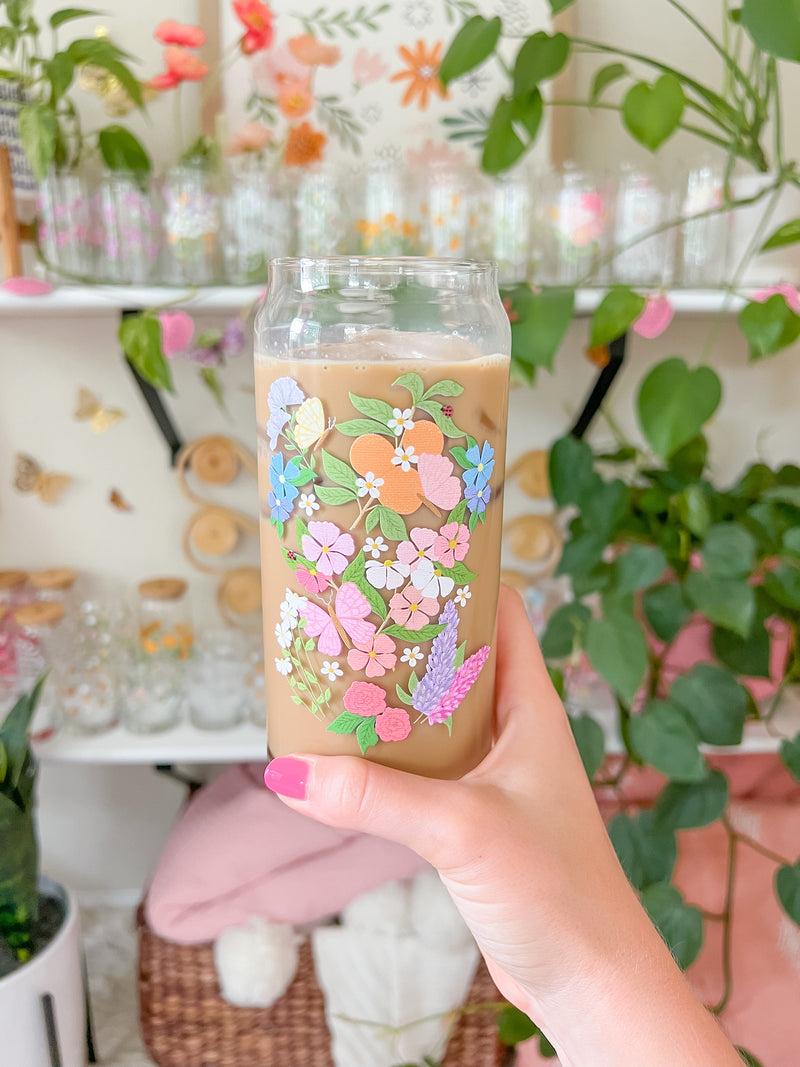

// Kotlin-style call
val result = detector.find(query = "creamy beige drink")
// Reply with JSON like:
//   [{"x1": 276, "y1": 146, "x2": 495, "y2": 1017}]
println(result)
[{"x1": 256, "y1": 330, "x2": 509, "y2": 779}]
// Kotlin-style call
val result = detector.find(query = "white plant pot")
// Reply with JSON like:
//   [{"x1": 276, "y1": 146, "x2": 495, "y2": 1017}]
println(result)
[
  {"x1": 0, "y1": 877, "x2": 86, "y2": 1067},
  {"x1": 729, "y1": 173, "x2": 800, "y2": 285}
]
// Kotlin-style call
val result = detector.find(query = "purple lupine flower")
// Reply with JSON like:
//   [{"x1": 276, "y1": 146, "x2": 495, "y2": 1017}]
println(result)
[{"x1": 412, "y1": 600, "x2": 459, "y2": 715}]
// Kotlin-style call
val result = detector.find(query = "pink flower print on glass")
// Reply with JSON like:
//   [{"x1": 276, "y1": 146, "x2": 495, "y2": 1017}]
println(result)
[
  {"x1": 347, "y1": 633, "x2": 397, "y2": 678},
  {"x1": 353, "y1": 47, "x2": 389, "y2": 85},
  {"x1": 296, "y1": 564, "x2": 329, "y2": 594},
  {"x1": 396, "y1": 527, "x2": 437, "y2": 570},
  {"x1": 300, "y1": 582, "x2": 375, "y2": 656},
  {"x1": 375, "y1": 707, "x2": 412, "y2": 742},
  {"x1": 343, "y1": 680, "x2": 387, "y2": 717},
  {"x1": 301, "y1": 521, "x2": 355, "y2": 577},
  {"x1": 432, "y1": 521, "x2": 470, "y2": 568},
  {"x1": 418, "y1": 452, "x2": 461, "y2": 510},
  {"x1": 365, "y1": 557, "x2": 410, "y2": 590},
  {"x1": 389, "y1": 585, "x2": 439, "y2": 631}
]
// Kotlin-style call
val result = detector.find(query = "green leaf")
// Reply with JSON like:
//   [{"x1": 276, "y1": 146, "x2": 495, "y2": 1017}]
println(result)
[
  {"x1": 676, "y1": 485, "x2": 711, "y2": 538},
  {"x1": 582, "y1": 479, "x2": 629, "y2": 538},
  {"x1": 540, "y1": 602, "x2": 592, "y2": 659},
  {"x1": 321, "y1": 450, "x2": 357, "y2": 491},
  {"x1": 383, "y1": 623, "x2": 446, "y2": 642},
  {"x1": 684, "y1": 572, "x2": 755, "y2": 638},
  {"x1": 741, "y1": 0, "x2": 800, "y2": 62},
  {"x1": 0, "y1": 740, "x2": 6, "y2": 783},
  {"x1": 780, "y1": 733, "x2": 800, "y2": 782},
  {"x1": 764, "y1": 485, "x2": 800, "y2": 507},
  {"x1": 497, "y1": 1004, "x2": 537, "y2": 1045},
  {"x1": 348, "y1": 393, "x2": 394, "y2": 425},
  {"x1": 482, "y1": 95, "x2": 528, "y2": 175},
  {"x1": 356, "y1": 716, "x2": 379, "y2": 754},
  {"x1": 315, "y1": 485, "x2": 357, "y2": 506},
  {"x1": 327, "y1": 711, "x2": 363, "y2": 735},
  {"x1": 343, "y1": 549, "x2": 387, "y2": 619},
  {"x1": 784, "y1": 528, "x2": 800, "y2": 557},
  {"x1": 18, "y1": 104, "x2": 57, "y2": 180},
  {"x1": 423, "y1": 378, "x2": 464, "y2": 399},
  {"x1": 392, "y1": 371, "x2": 425, "y2": 403},
  {"x1": 735, "y1": 1049, "x2": 764, "y2": 1067},
  {"x1": 608, "y1": 810, "x2": 677, "y2": 890},
  {"x1": 119, "y1": 314, "x2": 173, "y2": 392},
  {"x1": 513, "y1": 32, "x2": 569, "y2": 96},
  {"x1": 590, "y1": 286, "x2": 646, "y2": 347},
  {"x1": 395, "y1": 685, "x2": 414, "y2": 706},
  {"x1": 637, "y1": 358, "x2": 722, "y2": 460},
  {"x1": 98, "y1": 125, "x2": 150, "y2": 172},
  {"x1": 438, "y1": 15, "x2": 502, "y2": 87},
  {"x1": 701, "y1": 523, "x2": 757, "y2": 578},
  {"x1": 629, "y1": 700, "x2": 706, "y2": 782},
  {"x1": 669, "y1": 434, "x2": 709, "y2": 482},
  {"x1": 654, "y1": 768, "x2": 729, "y2": 830},
  {"x1": 762, "y1": 563, "x2": 800, "y2": 609},
  {"x1": 712, "y1": 620, "x2": 772, "y2": 679},
  {"x1": 556, "y1": 533, "x2": 606, "y2": 579},
  {"x1": 670, "y1": 664, "x2": 748, "y2": 747},
  {"x1": 623, "y1": 74, "x2": 686, "y2": 151},
  {"x1": 365, "y1": 506, "x2": 381, "y2": 533},
  {"x1": 449, "y1": 446, "x2": 470, "y2": 468},
  {"x1": 777, "y1": 861, "x2": 800, "y2": 928},
  {"x1": 200, "y1": 367, "x2": 225, "y2": 411},
  {"x1": 336, "y1": 418, "x2": 393, "y2": 437},
  {"x1": 296, "y1": 517, "x2": 310, "y2": 545},
  {"x1": 409, "y1": 669, "x2": 420, "y2": 692},
  {"x1": 67, "y1": 38, "x2": 142, "y2": 108},
  {"x1": 612, "y1": 545, "x2": 667, "y2": 594},
  {"x1": 44, "y1": 53, "x2": 75, "y2": 101},
  {"x1": 439, "y1": 561, "x2": 477, "y2": 583},
  {"x1": 643, "y1": 584, "x2": 691, "y2": 643},
  {"x1": 585, "y1": 612, "x2": 647, "y2": 705},
  {"x1": 569, "y1": 713, "x2": 605, "y2": 780},
  {"x1": 376, "y1": 505, "x2": 407, "y2": 542},
  {"x1": 738, "y1": 295, "x2": 800, "y2": 360},
  {"x1": 640, "y1": 882, "x2": 703, "y2": 969},
  {"x1": 416, "y1": 399, "x2": 469, "y2": 438},
  {"x1": 468, "y1": 509, "x2": 479, "y2": 533},
  {"x1": 761, "y1": 217, "x2": 800, "y2": 251},
  {"x1": 50, "y1": 8, "x2": 99, "y2": 29},
  {"x1": 448, "y1": 499, "x2": 468, "y2": 525},
  {"x1": 590, "y1": 61, "x2": 628, "y2": 105},
  {"x1": 548, "y1": 435, "x2": 596, "y2": 507},
  {"x1": 506, "y1": 284, "x2": 574, "y2": 372},
  {"x1": 288, "y1": 466, "x2": 316, "y2": 487}
]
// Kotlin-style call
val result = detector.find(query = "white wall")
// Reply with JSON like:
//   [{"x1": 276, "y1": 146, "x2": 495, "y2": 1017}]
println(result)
[{"x1": 2, "y1": 0, "x2": 800, "y2": 894}]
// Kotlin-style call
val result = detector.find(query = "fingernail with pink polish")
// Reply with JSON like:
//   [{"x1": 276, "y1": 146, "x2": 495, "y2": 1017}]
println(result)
[{"x1": 264, "y1": 756, "x2": 310, "y2": 799}]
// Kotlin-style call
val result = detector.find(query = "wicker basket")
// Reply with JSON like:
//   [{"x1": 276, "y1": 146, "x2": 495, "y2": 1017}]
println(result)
[{"x1": 138, "y1": 911, "x2": 510, "y2": 1067}]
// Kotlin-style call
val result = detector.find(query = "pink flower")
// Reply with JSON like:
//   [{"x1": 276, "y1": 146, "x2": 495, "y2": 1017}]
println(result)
[
  {"x1": 296, "y1": 564, "x2": 329, "y2": 594},
  {"x1": 389, "y1": 585, "x2": 439, "y2": 631},
  {"x1": 253, "y1": 45, "x2": 307, "y2": 91},
  {"x1": 347, "y1": 634, "x2": 397, "y2": 678},
  {"x1": 159, "y1": 310, "x2": 194, "y2": 357},
  {"x1": 155, "y1": 20, "x2": 206, "y2": 47},
  {"x1": 353, "y1": 47, "x2": 388, "y2": 85},
  {"x1": 233, "y1": 0, "x2": 275, "y2": 55},
  {"x1": 301, "y1": 521, "x2": 354, "y2": 576},
  {"x1": 753, "y1": 283, "x2": 800, "y2": 314},
  {"x1": 343, "y1": 680, "x2": 387, "y2": 717},
  {"x1": 633, "y1": 293, "x2": 674, "y2": 340},
  {"x1": 164, "y1": 45, "x2": 209, "y2": 82},
  {"x1": 375, "y1": 707, "x2": 412, "y2": 742},
  {"x1": 288, "y1": 33, "x2": 340, "y2": 67},
  {"x1": 396, "y1": 527, "x2": 437, "y2": 569},
  {"x1": 225, "y1": 121, "x2": 271, "y2": 156},
  {"x1": 147, "y1": 71, "x2": 181, "y2": 91},
  {"x1": 1, "y1": 277, "x2": 53, "y2": 297},
  {"x1": 406, "y1": 139, "x2": 465, "y2": 170},
  {"x1": 432, "y1": 521, "x2": 469, "y2": 568},
  {"x1": 278, "y1": 76, "x2": 314, "y2": 120}
]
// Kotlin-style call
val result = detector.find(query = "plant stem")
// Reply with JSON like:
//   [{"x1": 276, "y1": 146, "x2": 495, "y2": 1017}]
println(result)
[
  {"x1": 708, "y1": 820, "x2": 737, "y2": 1016},
  {"x1": 663, "y1": 0, "x2": 759, "y2": 107},
  {"x1": 768, "y1": 59, "x2": 784, "y2": 171},
  {"x1": 732, "y1": 830, "x2": 791, "y2": 867}
]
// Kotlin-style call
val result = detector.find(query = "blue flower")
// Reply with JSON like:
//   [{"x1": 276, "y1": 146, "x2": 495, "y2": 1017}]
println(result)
[
  {"x1": 269, "y1": 453, "x2": 300, "y2": 508},
  {"x1": 463, "y1": 441, "x2": 495, "y2": 491},
  {"x1": 267, "y1": 409, "x2": 290, "y2": 449},
  {"x1": 465, "y1": 482, "x2": 491, "y2": 515},
  {"x1": 269, "y1": 490, "x2": 294, "y2": 523}
]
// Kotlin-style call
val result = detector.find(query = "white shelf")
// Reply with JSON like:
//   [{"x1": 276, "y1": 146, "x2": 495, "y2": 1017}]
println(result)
[{"x1": 0, "y1": 285, "x2": 754, "y2": 317}]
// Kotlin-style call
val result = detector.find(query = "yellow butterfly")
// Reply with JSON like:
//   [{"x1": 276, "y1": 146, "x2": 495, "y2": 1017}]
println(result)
[
  {"x1": 13, "y1": 454, "x2": 73, "y2": 505},
  {"x1": 75, "y1": 388, "x2": 125, "y2": 434},
  {"x1": 293, "y1": 396, "x2": 328, "y2": 450}
]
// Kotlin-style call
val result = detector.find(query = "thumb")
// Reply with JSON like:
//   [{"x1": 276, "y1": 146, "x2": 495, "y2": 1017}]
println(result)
[{"x1": 264, "y1": 753, "x2": 462, "y2": 866}]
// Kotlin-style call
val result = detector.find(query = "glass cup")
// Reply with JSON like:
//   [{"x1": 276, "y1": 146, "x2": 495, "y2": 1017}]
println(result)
[
  {"x1": 222, "y1": 161, "x2": 292, "y2": 284},
  {"x1": 37, "y1": 171, "x2": 95, "y2": 280},
  {"x1": 255, "y1": 257, "x2": 511, "y2": 778},
  {"x1": 534, "y1": 167, "x2": 612, "y2": 286},
  {"x1": 120, "y1": 655, "x2": 183, "y2": 734},
  {"x1": 610, "y1": 166, "x2": 678, "y2": 287},
  {"x1": 161, "y1": 166, "x2": 222, "y2": 285},
  {"x1": 679, "y1": 163, "x2": 729, "y2": 287},
  {"x1": 185, "y1": 628, "x2": 249, "y2": 730},
  {"x1": 98, "y1": 170, "x2": 162, "y2": 284}
]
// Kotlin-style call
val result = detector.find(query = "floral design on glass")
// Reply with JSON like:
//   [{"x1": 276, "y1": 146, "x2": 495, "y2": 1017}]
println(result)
[{"x1": 264, "y1": 369, "x2": 496, "y2": 753}]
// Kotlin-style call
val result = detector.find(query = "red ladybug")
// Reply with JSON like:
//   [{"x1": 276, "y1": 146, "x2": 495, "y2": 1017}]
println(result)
[
  {"x1": 287, "y1": 550, "x2": 296, "y2": 561},
  {"x1": 442, "y1": 404, "x2": 454, "y2": 418}
]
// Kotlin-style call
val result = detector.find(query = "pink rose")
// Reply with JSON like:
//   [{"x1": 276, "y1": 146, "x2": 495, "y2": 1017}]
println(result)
[
  {"x1": 375, "y1": 707, "x2": 412, "y2": 742},
  {"x1": 159, "y1": 310, "x2": 194, "y2": 357},
  {"x1": 343, "y1": 681, "x2": 387, "y2": 718}
]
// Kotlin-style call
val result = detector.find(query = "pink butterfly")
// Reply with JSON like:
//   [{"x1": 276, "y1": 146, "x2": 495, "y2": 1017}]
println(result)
[
  {"x1": 300, "y1": 582, "x2": 376, "y2": 656},
  {"x1": 418, "y1": 453, "x2": 462, "y2": 510}
]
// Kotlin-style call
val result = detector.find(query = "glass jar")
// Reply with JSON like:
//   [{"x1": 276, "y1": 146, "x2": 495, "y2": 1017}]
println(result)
[
  {"x1": 37, "y1": 170, "x2": 95, "y2": 280},
  {"x1": 353, "y1": 162, "x2": 419, "y2": 255},
  {"x1": 28, "y1": 568, "x2": 78, "y2": 612},
  {"x1": 120, "y1": 654, "x2": 183, "y2": 734},
  {"x1": 480, "y1": 170, "x2": 535, "y2": 285},
  {"x1": 0, "y1": 570, "x2": 28, "y2": 613},
  {"x1": 679, "y1": 163, "x2": 729, "y2": 287},
  {"x1": 416, "y1": 164, "x2": 475, "y2": 260},
  {"x1": 12, "y1": 601, "x2": 65, "y2": 740},
  {"x1": 223, "y1": 160, "x2": 292, "y2": 284},
  {"x1": 255, "y1": 257, "x2": 511, "y2": 778},
  {"x1": 161, "y1": 166, "x2": 221, "y2": 285},
  {"x1": 611, "y1": 166, "x2": 678, "y2": 287},
  {"x1": 245, "y1": 634, "x2": 267, "y2": 728},
  {"x1": 185, "y1": 628, "x2": 249, "y2": 730},
  {"x1": 534, "y1": 167, "x2": 612, "y2": 286},
  {"x1": 98, "y1": 170, "x2": 162, "y2": 284},
  {"x1": 54, "y1": 596, "x2": 124, "y2": 735},
  {"x1": 295, "y1": 167, "x2": 346, "y2": 257},
  {"x1": 138, "y1": 578, "x2": 193, "y2": 660}
]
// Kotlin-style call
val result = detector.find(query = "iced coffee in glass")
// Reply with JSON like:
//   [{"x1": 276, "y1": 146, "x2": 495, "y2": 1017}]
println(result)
[{"x1": 255, "y1": 257, "x2": 510, "y2": 779}]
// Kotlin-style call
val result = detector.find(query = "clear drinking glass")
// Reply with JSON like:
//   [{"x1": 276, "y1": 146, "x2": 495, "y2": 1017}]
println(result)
[
  {"x1": 353, "y1": 162, "x2": 419, "y2": 255},
  {"x1": 99, "y1": 170, "x2": 162, "y2": 284},
  {"x1": 535, "y1": 167, "x2": 611, "y2": 285},
  {"x1": 37, "y1": 171, "x2": 95, "y2": 280},
  {"x1": 222, "y1": 161, "x2": 292, "y2": 284},
  {"x1": 162, "y1": 166, "x2": 221, "y2": 285},
  {"x1": 679, "y1": 163, "x2": 728, "y2": 287},
  {"x1": 120, "y1": 655, "x2": 183, "y2": 734},
  {"x1": 185, "y1": 628, "x2": 249, "y2": 730},
  {"x1": 255, "y1": 257, "x2": 511, "y2": 778},
  {"x1": 610, "y1": 166, "x2": 678, "y2": 287},
  {"x1": 12, "y1": 602, "x2": 65, "y2": 740},
  {"x1": 416, "y1": 164, "x2": 475, "y2": 260}
]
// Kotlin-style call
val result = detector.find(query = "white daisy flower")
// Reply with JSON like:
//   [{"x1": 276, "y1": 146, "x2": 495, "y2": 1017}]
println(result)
[
  {"x1": 299, "y1": 492, "x2": 320, "y2": 517},
  {"x1": 365, "y1": 557, "x2": 410, "y2": 591},
  {"x1": 275, "y1": 656, "x2": 293, "y2": 676},
  {"x1": 391, "y1": 444, "x2": 418, "y2": 471},
  {"x1": 275, "y1": 621, "x2": 293, "y2": 649},
  {"x1": 363, "y1": 536, "x2": 388, "y2": 558},
  {"x1": 356, "y1": 471, "x2": 384, "y2": 499},
  {"x1": 401, "y1": 646, "x2": 423, "y2": 667},
  {"x1": 411, "y1": 558, "x2": 455, "y2": 599},
  {"x1": 284, "y1": 589, "x2": 308, "y2": 613},
  {"x1": 387, "y1": 407, "x2": 415, "y2": 435},
  {"x1": 321, "y1": 660, "x2": 343, "y2": 681},
  {"x1": 454, "y1": 586, "x2": 472, "y2": 607}
]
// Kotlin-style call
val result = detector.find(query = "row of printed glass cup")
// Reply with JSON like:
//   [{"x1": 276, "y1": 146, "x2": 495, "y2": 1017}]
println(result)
[{"x1": 36, "y1": 158, "x2": 731, "y2": 288}]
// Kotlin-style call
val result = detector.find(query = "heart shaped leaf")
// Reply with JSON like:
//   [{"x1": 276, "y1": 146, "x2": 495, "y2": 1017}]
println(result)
[
  {"x1": 738, "y1": 294, "x2": 800, "y2": 361},
  {"x1": 590, "y1": 286, "x2": 646, "y2": 347},
  {"x1": 623, "y1": 74, "x2": 686, "y2": 151},
  {"x1": 513, "y1": 31, "x2": 570, "y2": 96},
  {"x1": 640, "y1": 882, "x2": 703, "y2": 969},
  {"x1": 741, "y1": 0, "x2": 800, "y2": 61},
  {"x1": 637, "y1": 357, "x2": 721, "y2": 459},
  {"x1": 775, "y1": 861, "x2": 800, "y2": 927},
  {"x1": 439, "y1": 15, "x2": 502, "y2": 87}
]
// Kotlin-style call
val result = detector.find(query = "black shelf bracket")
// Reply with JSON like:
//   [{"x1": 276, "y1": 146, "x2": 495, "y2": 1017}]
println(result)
[
  {"x1": 570, "y1": 332, "x2": 628, "y2": 439},
  {"x1": 121, "y1": 309, "x2": 184, "y2": 466}
]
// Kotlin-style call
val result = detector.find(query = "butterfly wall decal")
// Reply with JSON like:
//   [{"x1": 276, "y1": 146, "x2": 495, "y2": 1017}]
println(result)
[
  {"x1": 109, "y1": 488, "x2": 133, "y2": 512},
  {"x1": 300, "y1": 581, "x2": 376, "y2": 657},
  {"x1": 74, "y1": 388, "x2": 125, "y2": 434},
  {"x1": 13, "y1": 453, "x2": 73, "y2": 505}
]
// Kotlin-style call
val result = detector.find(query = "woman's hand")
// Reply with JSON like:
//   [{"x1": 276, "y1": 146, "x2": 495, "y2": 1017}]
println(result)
[{"x1": 265, "y1": 587, "x2": 740, "y2": 1066}]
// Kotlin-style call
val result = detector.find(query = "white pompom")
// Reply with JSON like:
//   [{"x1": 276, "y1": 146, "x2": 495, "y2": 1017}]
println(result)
[
  {"x1": 341, "y1": 879, "x2": 411, "y2": 936},
  {"x1": 409, "y1": 870, "x2": 473, "y2": 951},
  {"x1": 213, "y1": 917, "x2": 300, "y2": 1008}
]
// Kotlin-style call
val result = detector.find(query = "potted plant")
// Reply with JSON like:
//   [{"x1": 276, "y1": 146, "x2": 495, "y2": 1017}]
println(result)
[{"x1": 0, "y1": 679, "x2": 86, "y2": 1067}]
